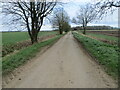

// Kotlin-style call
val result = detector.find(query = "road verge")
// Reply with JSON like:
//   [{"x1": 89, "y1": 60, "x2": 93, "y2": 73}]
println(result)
[{"x1": 72, "y1": 32, "x2": 118, "y2": 80}]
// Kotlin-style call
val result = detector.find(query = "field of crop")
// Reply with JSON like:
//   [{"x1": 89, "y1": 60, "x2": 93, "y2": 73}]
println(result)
[
  {"x1": 2, "y1": 31, "x2": 58, "y2": 45},
  {"x1": 72, "y1": 32, "x2": 119, "y2": 78},
  {"x1": 2, "y1": 31, "x2": 58, "y2": 57}
]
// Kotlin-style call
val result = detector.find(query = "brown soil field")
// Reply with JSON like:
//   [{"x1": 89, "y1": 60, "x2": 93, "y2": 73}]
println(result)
[{"x1": 87, "y1": 30, "x2": 119, "y2": 37}]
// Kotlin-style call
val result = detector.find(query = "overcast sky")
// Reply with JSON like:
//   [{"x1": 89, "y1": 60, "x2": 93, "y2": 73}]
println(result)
[
  {"x1": 0, "y1": 0, "x2": 119, "y2": 31},
  {"x1": 63, "y1": 0, "x2": 118, "y2": 27}
]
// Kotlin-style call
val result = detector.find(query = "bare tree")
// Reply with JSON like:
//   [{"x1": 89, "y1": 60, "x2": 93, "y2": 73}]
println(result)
[
  {"x1": 72, "y1": 17, "x2": 77, "y2": 24},
  {"x1": 51, "y1": 8, "x2": 70, "y2": 34},
  {"x1": 2, "y1": 0, "x2": 57, "y2": 44},
  {"x1": 72, "y1": 3, "x2": 98, "y2": 34},
  {"x1": 94, "y1": 0, "x2": 120, "y2": 18},
  {"x1": 96, "y1": 0, "x2": 120, "y2": 8}
]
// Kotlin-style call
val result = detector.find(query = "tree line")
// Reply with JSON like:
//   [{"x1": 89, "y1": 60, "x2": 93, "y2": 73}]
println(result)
[
  {"x1": 72, "y1": 26, "x2": 117, "y2": 31},
  {"x1": 2, "y1": 0, "x2": 120, "y2": 44}
]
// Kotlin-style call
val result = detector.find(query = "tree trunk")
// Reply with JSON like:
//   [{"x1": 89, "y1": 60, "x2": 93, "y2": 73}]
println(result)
[
  {"x1": 59, "y1": 26, "x2": 63, "y2": 34},
  {"x1": 59, "y1": 30, "x2": 63, "y2": 34},
  {"x1": 30, "y1": 33, "x2": 38, "y2": 44},
  {"x1": 83, "y1": 26, "x2": 86, "y2": 34}
]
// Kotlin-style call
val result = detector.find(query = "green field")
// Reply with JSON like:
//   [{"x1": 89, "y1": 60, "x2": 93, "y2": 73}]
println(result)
[
  {"x1": 2, "y1": 31, "x2": 58, "y2": 45},
  {"x1": 2, "y1": 31, "x2": 58, "y2": 57},
  {"x1": 72, "y1": 32, "x2": 119, "y2": 79}
]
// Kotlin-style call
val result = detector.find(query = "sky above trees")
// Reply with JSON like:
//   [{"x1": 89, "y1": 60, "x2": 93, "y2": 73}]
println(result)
[
  {"x1": 63, "y1": 0, "x2": 118, "y2": 27},
  {"x1": 0, "y1": 0, "x2": 118, "y2": 31}
]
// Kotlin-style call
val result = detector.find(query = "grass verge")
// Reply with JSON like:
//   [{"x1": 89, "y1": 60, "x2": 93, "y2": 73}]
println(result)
[
  {"x1": 2, "y1": 35, "x2": 63, "y2": 76},
  {"x1": 72, "y1": 32, "x2": 119, "y2": 79}
]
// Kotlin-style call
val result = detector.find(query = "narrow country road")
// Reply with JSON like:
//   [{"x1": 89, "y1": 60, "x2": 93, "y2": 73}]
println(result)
[{"x1": 4, "y1": 32, "x2": 117, "y2": 88}]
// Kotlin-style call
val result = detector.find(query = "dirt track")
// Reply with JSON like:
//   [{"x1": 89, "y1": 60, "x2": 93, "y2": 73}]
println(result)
[{"x1": 4, "y1": 32, "x2": 117, "y2": 88}]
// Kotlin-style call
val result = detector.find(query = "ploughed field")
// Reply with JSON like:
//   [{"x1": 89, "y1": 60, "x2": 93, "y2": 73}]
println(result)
[
  {"x1": 87, "y1": 30, "x2": 119, "y2": 37},
  {"x1": 79, "y1": 30, "x2": 119, "y2": 45}
]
